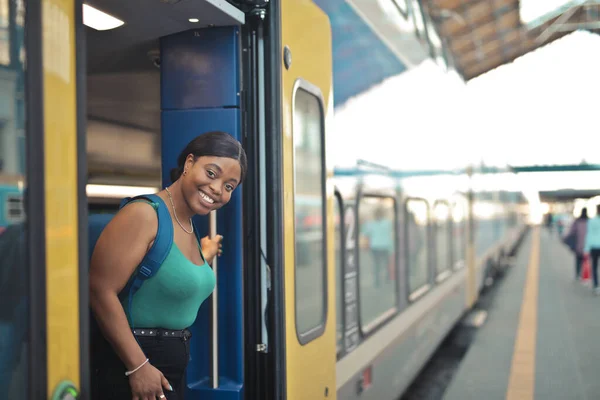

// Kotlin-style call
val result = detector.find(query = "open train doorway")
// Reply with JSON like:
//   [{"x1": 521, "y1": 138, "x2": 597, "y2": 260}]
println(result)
[{"x1": 84, "y1": 1, "x2": 245, "y2": 399}]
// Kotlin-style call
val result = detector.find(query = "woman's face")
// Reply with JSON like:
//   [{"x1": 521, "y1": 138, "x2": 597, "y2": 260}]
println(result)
[{"x1": 182, "y1": 155, "x2": 242, "y2": 215}]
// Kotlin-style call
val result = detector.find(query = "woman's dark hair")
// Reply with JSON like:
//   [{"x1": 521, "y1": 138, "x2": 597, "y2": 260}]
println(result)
[
  {"x1": 170, "y1": 131, "x2": 247, "y2": 183},
  {"x1": 580, "y1": 207, "x2": 589, "y2": 219}
]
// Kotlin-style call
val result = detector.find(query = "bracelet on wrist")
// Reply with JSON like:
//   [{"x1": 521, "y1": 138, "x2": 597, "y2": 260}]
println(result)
[{"x1": 125, "y1": 358, "x2": 149, "y2": 377}]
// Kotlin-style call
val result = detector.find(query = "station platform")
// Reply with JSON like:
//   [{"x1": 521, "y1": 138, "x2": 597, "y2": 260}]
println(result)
[{"x1": 444, "y1": 227, "x2": 600, "y2": 400}]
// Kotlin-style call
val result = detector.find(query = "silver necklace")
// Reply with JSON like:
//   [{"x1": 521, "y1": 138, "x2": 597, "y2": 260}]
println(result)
[{"x1": 165, "y1": 186, "x2": 193, "y2": 234}]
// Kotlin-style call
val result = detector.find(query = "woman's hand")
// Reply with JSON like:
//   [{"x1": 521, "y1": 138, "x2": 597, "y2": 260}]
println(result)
[
  {"x1": 201, "y1": 234, "x2": 223, "y2": 264},
  {"x1": 129, "y1": 362, "x2": 172, "y2": 400}
]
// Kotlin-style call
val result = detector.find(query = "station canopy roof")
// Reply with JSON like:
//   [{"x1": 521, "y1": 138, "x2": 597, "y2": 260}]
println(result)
[{"x1": 423, "y1": 0, "x2": 600, "y2": 80}]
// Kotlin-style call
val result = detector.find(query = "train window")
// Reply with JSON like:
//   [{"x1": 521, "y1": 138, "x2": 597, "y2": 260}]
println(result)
[
  {"x1": 434, "y1": 201, "x2": 451, "y2": 279},
  {"x1": 452, "y1": 197, "x2": 467, "y2": 269},
  {"x1": 333, "y1": 194, "x2": 343, "y2": 354},
  {"x1": 293, "y1": 82, "x2": 327, "y2": 342},
  {"x1": 0, "y1": 0, "x2": 27, "y2": 395},
  {"x1": 358, "y1": 195, "x2": 397, "y2": 332},
  {"x1": 406, "y1": 199, "x2": 429, "y2": 295}
]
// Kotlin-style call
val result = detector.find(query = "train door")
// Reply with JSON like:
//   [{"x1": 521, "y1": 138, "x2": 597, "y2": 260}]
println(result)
[
  {"x1": 279, "y1": 0, "x2": 336, "y2": 399},
  {"x1": 85, "y1": 1, "x2": 245, "y2": 400},
  {"x1": 0, "y1": 0, "x2": 87, "y2": 398}
]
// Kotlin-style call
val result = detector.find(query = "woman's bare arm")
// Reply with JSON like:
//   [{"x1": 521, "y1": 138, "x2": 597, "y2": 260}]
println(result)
[{"x1": 89, "y1": 202, "x2": 157, "y2": 370}]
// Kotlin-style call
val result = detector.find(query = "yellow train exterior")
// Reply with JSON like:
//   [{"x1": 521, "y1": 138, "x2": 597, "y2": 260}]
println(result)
[
  {"x1": 0, "y1": 0, "x2": 84, "y2": 398},
  {"x1": 281, "y1": 1, "x2": 336, "y2": 399}
]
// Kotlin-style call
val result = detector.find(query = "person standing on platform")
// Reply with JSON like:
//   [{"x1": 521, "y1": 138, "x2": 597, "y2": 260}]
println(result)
[
  {"x1": 545, "y1": 211, "x2": 553, "y2": 232},
  {"x1": 564, "y1": 207, "x2": 588, "y2": 281},
  {"x1": 584, "y1": 205, "x2": 600, "y2": 295}
]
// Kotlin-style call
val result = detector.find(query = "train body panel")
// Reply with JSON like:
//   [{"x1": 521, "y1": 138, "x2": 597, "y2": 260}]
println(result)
[
  {"x1": 280, "y1": 0, "x2": 337, "y2": 399},
  {"x1": 337, "y1": 269, "x2": 467, "y2": 399}
]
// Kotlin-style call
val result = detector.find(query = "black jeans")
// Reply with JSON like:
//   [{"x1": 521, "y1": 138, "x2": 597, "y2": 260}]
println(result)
[
  {"x1": 91, "y1": 329, "x2": 191, "y2": 400},
  {"x1": 576, "y1": 254, "x2": 584, "y2": 279}
]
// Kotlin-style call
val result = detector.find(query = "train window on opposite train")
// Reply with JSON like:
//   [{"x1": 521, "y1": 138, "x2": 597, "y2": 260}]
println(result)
[
  {"x1": 358, "y1": 196, "x2": 397, "y2": 332},
  {"x1": 406, "y1": 199, "x2": 429, "y2": 294},
  {"x1": 292, "y1": 84, "x2": 327, "y2": 342},
  {"x1": 433, "y1": 201, "x2": 451, "y2": 278}
]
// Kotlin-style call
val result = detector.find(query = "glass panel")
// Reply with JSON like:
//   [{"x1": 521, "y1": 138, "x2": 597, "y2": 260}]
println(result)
[
  {"x1": 452, "y1": 198, "x2": 467, "y2": 268},
  {"x1": 293, "y1": 87, "x2": 326, "y2": 336},
  {"x1": 358, "y1": 196, "x2": 396, "y2": 330},
  {"x1": 0, "y1": 0, "x2": 27, "y2": 396},
  {"x1": 434, "y1": 202, "x2": 450, "y2": 275},
  {"x1": 406, "y1": 199, "x2": 429, "y2": 292},
  {"x1": 333, "y1": 197, "x2": 343, "y2": 353}
]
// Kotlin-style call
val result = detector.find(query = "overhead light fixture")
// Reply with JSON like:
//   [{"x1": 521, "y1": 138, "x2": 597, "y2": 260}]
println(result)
[
  {"x1": 83, "y1": 4, "x2": 124, "y2": 31},
  {"x1": 86, "y1": 184, "x2": 159, "y2": 199},
  {"x1": 189, "y1": 18, "x2": 200, "y2": 23}
]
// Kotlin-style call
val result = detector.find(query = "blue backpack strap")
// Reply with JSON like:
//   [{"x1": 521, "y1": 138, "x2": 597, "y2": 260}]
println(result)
[{"x1": 119, "y1": 193, "x2": 173, "y2": 328}]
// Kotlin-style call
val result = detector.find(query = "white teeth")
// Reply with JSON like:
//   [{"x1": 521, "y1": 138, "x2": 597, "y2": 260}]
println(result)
[{"x1": 199, "y1": 191, "x2": 214, "y2": 204}]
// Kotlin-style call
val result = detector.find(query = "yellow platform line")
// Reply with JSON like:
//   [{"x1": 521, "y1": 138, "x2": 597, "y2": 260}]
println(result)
[{"x1": 506, "y1": 227, "x2": 540, "y2": 400}]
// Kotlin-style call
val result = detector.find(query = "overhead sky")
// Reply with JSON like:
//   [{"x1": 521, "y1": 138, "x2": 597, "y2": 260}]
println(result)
[{"x1": 332, "y1": 30, "x2": 600, "y2": 173}]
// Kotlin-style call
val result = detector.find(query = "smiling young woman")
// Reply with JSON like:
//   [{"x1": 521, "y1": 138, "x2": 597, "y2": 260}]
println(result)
[{"x1": 89, "y1": 131, "x2": 247, "y2": 400}]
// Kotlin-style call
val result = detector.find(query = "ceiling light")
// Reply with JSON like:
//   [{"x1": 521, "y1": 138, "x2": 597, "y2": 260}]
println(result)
[
  {"x1": 189, "y1": 18, "x2": 199, "y2": 23},
  {"x1": 83, "y1": 4, "x2": 124, "y2": 31},
  {"x1": 86, "y1": 184, "x2": 159, "y2": 199}
]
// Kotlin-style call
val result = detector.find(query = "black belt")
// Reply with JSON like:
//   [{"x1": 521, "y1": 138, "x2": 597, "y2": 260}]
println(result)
[{"x1": 132, "y1": 328, "x2": 192, "y2": 340}]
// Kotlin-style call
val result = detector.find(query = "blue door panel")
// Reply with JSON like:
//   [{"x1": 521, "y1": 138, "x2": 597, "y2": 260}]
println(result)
[{"x1": 160, "y1": 26, "x2": 244, "y2": 400}]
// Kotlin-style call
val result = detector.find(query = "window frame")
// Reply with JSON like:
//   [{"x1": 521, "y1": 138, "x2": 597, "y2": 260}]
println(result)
[
  {"x1": 292, "y1": 78, "x2": 328, "y2": 345},
  {"x1": 356, "y1": 193, "x2": 399, "y2": 336},
  {"x1": 333, "y1": 191, "x2": 345, "y2": 358},
  {"x1": 341, "y1": 201, "x2": 360, "y2": 353},
  {"x1": 405, "y1": 197, "x2": 431, "y2": 302}
]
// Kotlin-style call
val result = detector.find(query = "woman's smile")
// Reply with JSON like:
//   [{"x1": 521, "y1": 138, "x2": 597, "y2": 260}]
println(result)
[{"x1": 198, "y1": 189, "x2": 216, "y2": 207}]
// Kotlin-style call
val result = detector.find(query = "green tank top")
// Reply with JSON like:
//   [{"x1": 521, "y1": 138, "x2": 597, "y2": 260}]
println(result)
[{"x1": 122, "y1": 232, "x2": 216, "y2": 330}]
